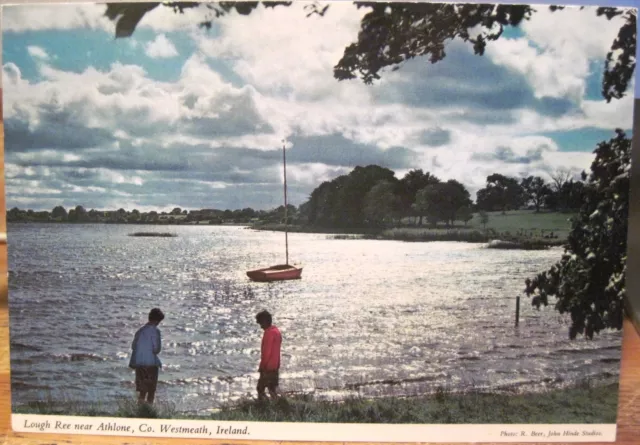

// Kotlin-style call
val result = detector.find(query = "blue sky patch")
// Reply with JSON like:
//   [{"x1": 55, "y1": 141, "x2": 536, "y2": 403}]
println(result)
[{"x1": 541, "y1": 127, "x2": 633, "y2": 152}]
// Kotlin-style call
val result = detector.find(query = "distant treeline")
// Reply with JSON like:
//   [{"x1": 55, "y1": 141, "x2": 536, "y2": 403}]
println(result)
[
  {"x1": 7, "y1": 165, "x2": 585, "y2": 227},
  {"x1": 6, "y1": 205, "x2": 295, "y2": 225}
]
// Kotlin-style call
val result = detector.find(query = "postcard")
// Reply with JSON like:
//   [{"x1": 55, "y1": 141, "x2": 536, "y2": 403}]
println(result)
[{"x1": 2, "y1": 0, "x2": 637, "y2": 442}]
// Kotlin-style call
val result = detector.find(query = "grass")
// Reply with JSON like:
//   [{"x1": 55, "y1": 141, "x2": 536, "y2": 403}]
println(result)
[
  {"x1": 14, "y1": 397, "x2": 177, "y2": 418},
  {"x1": 128, "y1": 232, "x2": 177, "y2": 237},
  {"x1": 371, "y1": 228, "x2": 489, "y2": 243},
  {"x1": 14, "y1": 381, "x2": 618, "y2": 424},
  {"x1": 329, "y1": 234, "x2": 365, "y2": 240},
  {"x1": 207, "y1": 383, "x2": 617, "y2": 424},
  {"x1": 466, "y1": 210, "x2": 577, "y2": 240},
  {"x1": 376, "y1": 211, "x2": 574, "y2": 249}
]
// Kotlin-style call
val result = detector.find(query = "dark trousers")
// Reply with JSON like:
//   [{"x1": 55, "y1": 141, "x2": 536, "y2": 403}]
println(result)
[
  {"x1": 135, "y1": 366, "x2": 159, "y2": 398},
  {"x1": 257, "y1": 370, "x2": 279, "y2": 398}
]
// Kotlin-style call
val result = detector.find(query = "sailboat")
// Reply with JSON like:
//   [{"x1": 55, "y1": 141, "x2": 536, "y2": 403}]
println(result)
[{"x1": 246, "y1": 140, "x2": 303, "y2": 282}]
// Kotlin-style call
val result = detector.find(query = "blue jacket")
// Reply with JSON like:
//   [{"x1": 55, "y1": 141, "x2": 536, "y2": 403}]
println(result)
[{"x1": 129, "y1": 323, "x2": 162, "y2": 368}]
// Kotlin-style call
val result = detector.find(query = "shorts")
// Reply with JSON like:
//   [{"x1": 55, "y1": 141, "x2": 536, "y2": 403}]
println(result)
[
  {"x1": 257, "y1": 370, "x2": 279, "y2": 393},
  {"x1": 135, "y1": 366, "x2": 159, "y2": 393}
]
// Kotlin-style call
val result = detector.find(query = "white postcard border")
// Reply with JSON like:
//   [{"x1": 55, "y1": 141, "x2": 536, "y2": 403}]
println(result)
[{"x1": 12, "y1": 414, "x2": 616, "y2": 442}]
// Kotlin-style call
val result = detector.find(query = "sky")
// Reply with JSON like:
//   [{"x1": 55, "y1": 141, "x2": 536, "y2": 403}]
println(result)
[{"x1": 1, "y1": 1, "x2": 637, "y2": 212}]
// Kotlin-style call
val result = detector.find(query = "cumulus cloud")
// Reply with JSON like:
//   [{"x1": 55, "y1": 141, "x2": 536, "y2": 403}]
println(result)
[
  {"x1": 194, "y1": 2, "x2": 367, "y2": 100},
  {"x1": 3, "y1": 4, "x2": 113, "y2": 32},
  {"x1": 486, "y1": 6, "x2": 626, "y2": 102},
  {"x1": 144, "y1": 34, "x2": 178, "y2": 58},
  {"x1": 471, "y1": 144, "x2": 552, "y2": 165},
  {"x1": 4, "y1": 56, "x2": 273, "y2": 144},
  {"x1": 27, "y1": 46, "x2": 49, "y2": 60},
  {"x1": 2, "y1": 2, "x2": 635, "y2": 211}
]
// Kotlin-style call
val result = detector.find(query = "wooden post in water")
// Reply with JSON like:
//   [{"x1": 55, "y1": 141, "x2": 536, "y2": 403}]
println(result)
[
  {"x1": 282, "y1": 140, "x2": 289, "y2": 266},
  {"x1": 515, "y1": 295, "x2": 520, "y2": 327}
]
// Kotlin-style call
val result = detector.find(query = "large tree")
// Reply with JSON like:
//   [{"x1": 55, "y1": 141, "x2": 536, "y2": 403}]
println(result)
[
  {"x1": 397, "y1": 169, "x2": 440, "y2": 225},
  {"x1": 525, "y1": 130, "x2": 630, "y2": 339},
  {"x1": 51, "y1": 205, "x2": 68, "y2": 221},
  {"x1": 303, "y1": 165, "x2": 397, "y2": 228},
  {"x1": 521, "y1": 176, "x2": 551, "y2": 212},
  {"x1": 546, "y1": 179, "x2": 587, "y2": 212},
  {"x1": 414, "y1": 179, "x2": 471, "y2": 227},
  {"x1": 305, "y1": 177, "x2": 349, "y2": 227},
  {"x1": 335, "y1": 165, "x2": 397, "y2": 227},
  {"x1": 363, "y1": 180, "x2": 400, "y2": 227},
  {"x1": 476, "y1": 174, "x2": 524, "y2": 213}
]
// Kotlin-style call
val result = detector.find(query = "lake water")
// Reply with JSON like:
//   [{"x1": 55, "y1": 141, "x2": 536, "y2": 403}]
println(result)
[{"x1": 7, "y1": 224, "x2": 621, "y2": 414}]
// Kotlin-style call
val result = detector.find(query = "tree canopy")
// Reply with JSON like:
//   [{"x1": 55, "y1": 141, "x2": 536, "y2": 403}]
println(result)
[
  {"x1": 525, "y1": 130, "x2": 630, "y2": 339},
  {"x1": 414, "y1": 180, "x2": 471, "y2": 227},
  {"x1": 521, "y1": 176, "x2": 551, "y2": 213}
]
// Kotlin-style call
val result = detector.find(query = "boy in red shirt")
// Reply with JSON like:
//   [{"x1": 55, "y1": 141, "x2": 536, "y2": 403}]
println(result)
[{"x1": 256, "y1": 310, "x2": 281, "y2": 400}]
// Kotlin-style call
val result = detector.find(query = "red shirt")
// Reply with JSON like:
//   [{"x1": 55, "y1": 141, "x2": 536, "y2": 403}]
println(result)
[{"x1": 260, "y1": 326, "x2": 281, "y2": 371}]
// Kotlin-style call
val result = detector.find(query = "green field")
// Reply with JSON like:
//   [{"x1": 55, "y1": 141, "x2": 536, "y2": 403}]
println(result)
[
  {"x1": 377, "y1": 210, "x2": 576, "y2": 247},
  {"x1": 466, "y1": 210, "x2": 577, "y2": 239}
]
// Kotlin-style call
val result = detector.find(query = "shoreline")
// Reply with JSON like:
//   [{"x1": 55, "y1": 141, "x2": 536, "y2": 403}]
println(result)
[
  {"x1": 14, "y1": 378, "x2": 618, "y2": 423},
  {"x1": 7, "y1": 218, "x2": 569, "y2": 250},
  {"x1": 249, "y1": 223, "x2": 567, "y2": 250}
]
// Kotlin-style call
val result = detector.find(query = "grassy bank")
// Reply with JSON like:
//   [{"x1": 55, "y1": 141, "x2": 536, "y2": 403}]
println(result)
[
  {"x1": 210, "y1": 383, "x2": 617, "y2": 424},
  {"x1": 369, "y1": 229, "x2": 564, "y2": 249},
  {"x1": 252, "y1": 211, "x2": 573, "y2": 249},
  {"x1": 370, "y1": 228, "x2": 488, "y2": 243},
  {"x1": 467, "y1": 210, "x2": 576, "y2": 239},
  {"x1": 15, "y1": 382, "x2": 618, "y2": 424}
]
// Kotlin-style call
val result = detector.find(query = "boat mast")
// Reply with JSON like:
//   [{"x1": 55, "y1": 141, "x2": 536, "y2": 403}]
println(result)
[{"x1": 282, "y1": 139, "x2": 289, "y2": 265}]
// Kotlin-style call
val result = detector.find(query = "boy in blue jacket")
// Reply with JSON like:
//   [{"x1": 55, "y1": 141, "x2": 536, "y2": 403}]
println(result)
[{"x1": 129, "y1": 308, "x2": 164, "y2": 405}]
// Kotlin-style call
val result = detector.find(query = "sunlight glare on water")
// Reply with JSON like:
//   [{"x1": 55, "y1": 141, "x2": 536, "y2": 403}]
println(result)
[{"x1": 7, "y1": 224, "x2": 621, "y2": 414}]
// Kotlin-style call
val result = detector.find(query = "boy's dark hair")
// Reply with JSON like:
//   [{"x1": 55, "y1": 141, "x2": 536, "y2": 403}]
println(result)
[
  {"x1": 149, "y1": 308, "x2": 165, "y2": 323},
  {"x1": 256, "y1": 310, "x2": 272, "y2": 326}
]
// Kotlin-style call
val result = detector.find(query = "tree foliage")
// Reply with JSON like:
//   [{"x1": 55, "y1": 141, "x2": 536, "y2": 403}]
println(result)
[
  {"x1": 335, "y1": 3, "x2": 635, "y2": 102},
  {"x1": 520, "y1": 176, "x2": 551, "y2": 213},
  {"x1": 597, "y1": 7, "x2": 637, "y2": 102},
  {"x1": 456, "y1": 205, "x2": 473, "y2": 226},
  {"x1": 303, "y1": 164, "x2": 472, "y2": 228},
  {"x1": 397, "y1": 169, "x2": 440, "y2": 224},
  {"x1": 525, "y1": 130, "x2": 630, "y2": 339},
  {"x1": 546, "y1": 179, "x2": 587, "y2": 212},
  {"x1": 363, "y1": 180, "x2": 400, "y2": 226},
  {"x1": 334, "y1": 3, "x2": 532, "y2": 84},
  {"x1": 476, "y1": 174, "x2": 524, "y2": 213},
  {"x1": 304, "y1": 165, "x2": 397, "y2": 227},
  {"x1": 413, "y1": 180, "x2": 471, "y2": 227},
  {"x1": 51, "y1": 205, "x2": 68, "y2": 220}
]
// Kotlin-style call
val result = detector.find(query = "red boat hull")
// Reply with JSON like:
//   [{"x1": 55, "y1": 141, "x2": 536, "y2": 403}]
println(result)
[{"x1": 246, "y1": 264, "x2": 303, "y2": 282}]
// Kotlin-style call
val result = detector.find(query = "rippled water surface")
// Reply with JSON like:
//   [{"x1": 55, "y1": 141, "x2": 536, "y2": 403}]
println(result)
[{"x1": 8, "y1": 224, "x2": 621, "y2": 414}]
